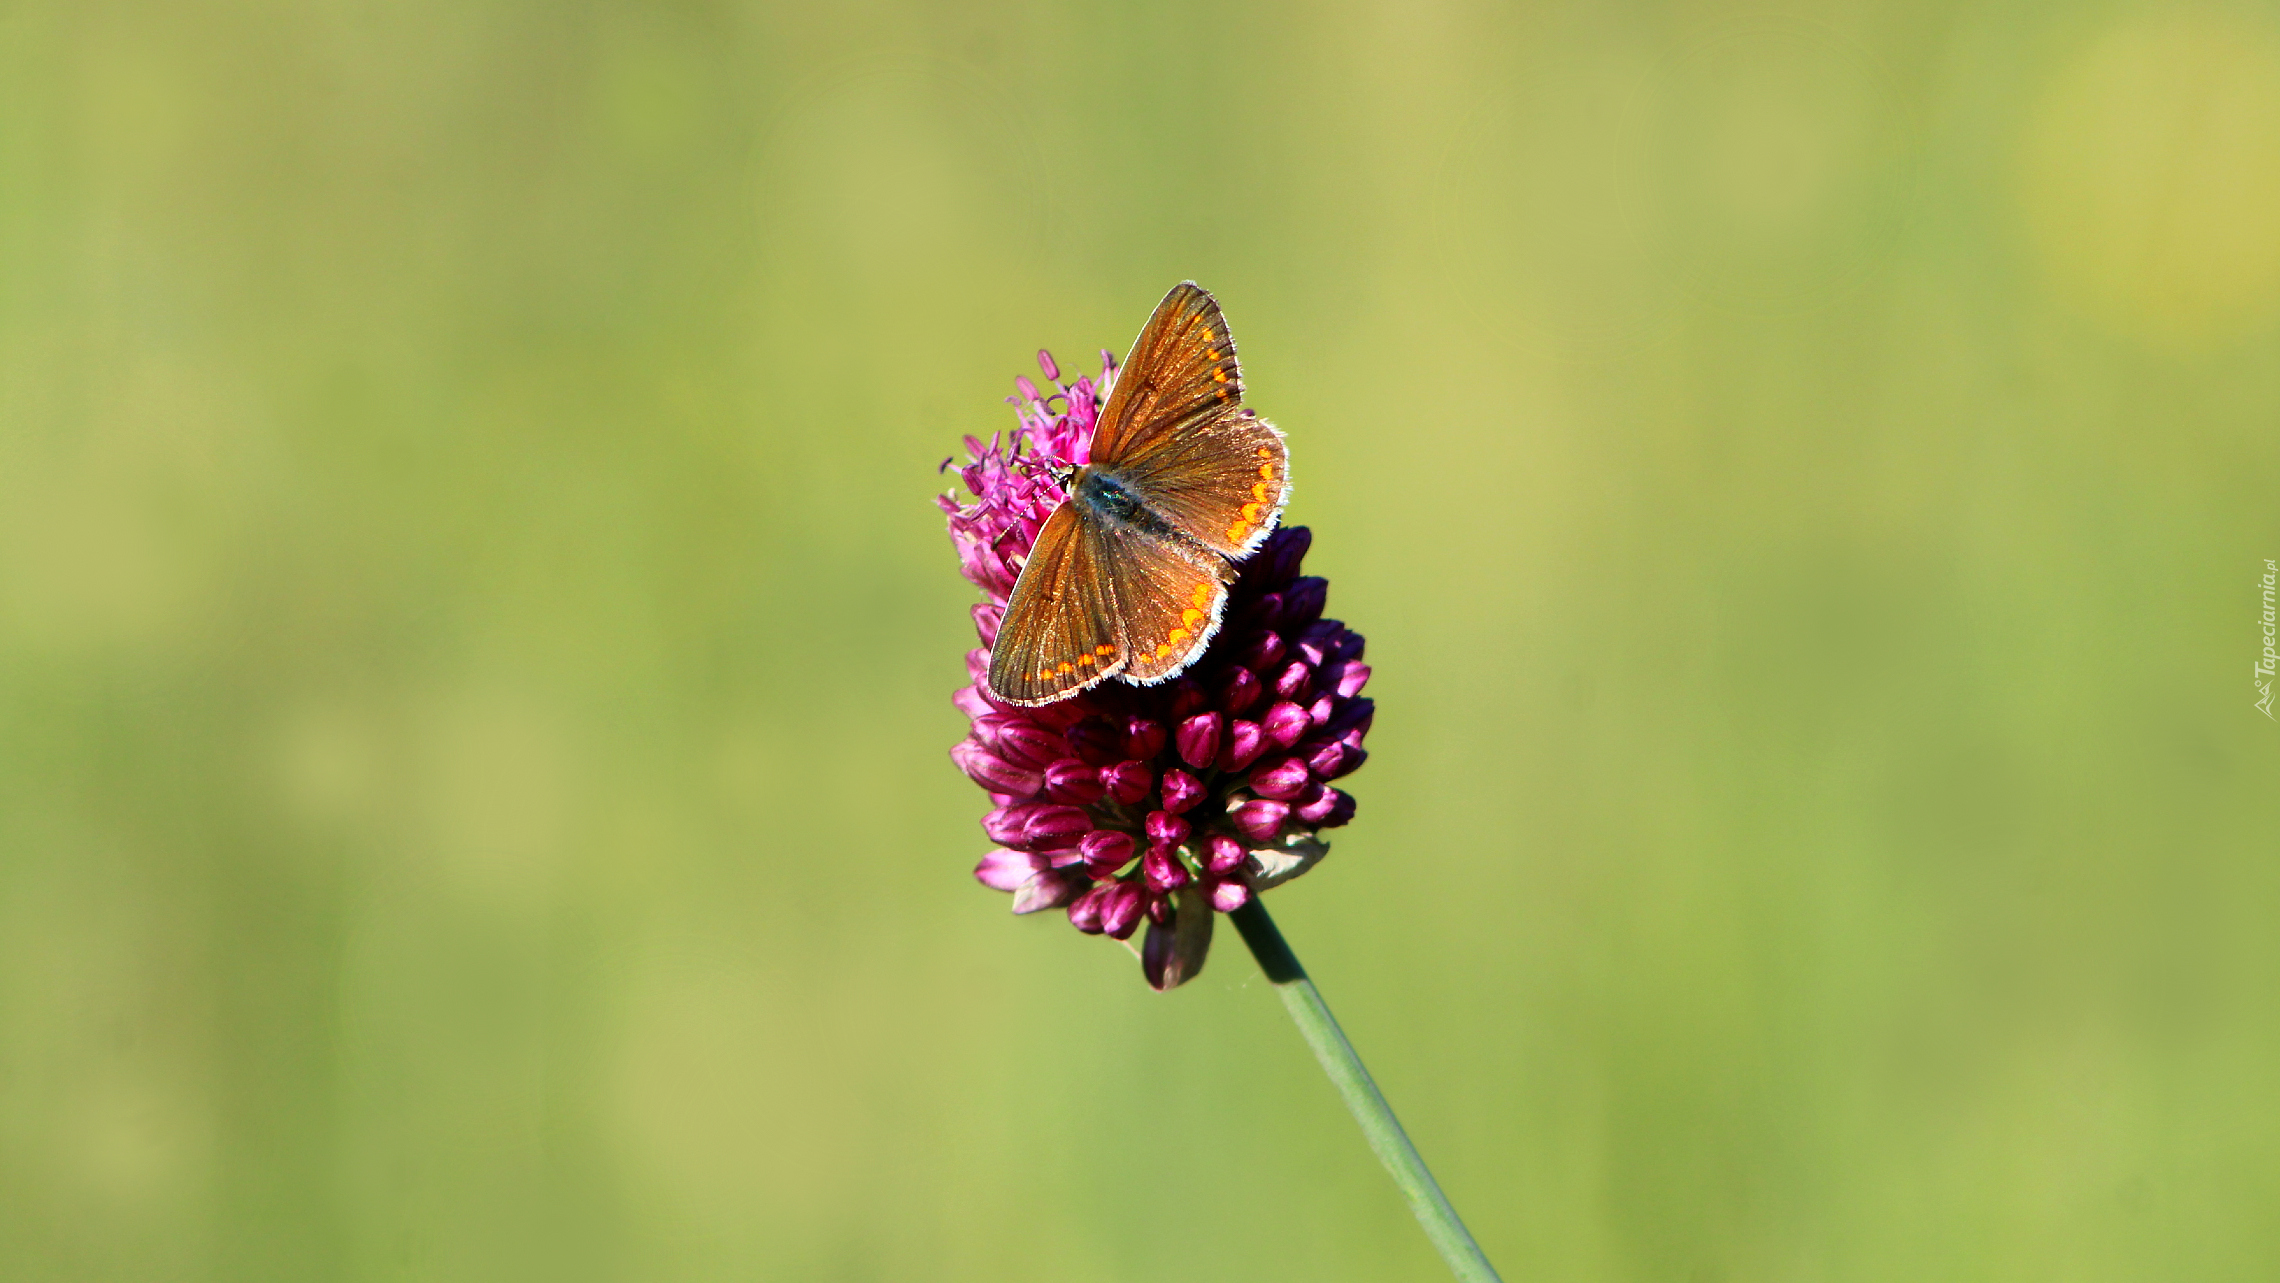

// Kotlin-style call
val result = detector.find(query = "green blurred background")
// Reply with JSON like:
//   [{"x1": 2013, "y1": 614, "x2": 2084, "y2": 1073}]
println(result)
[{"x1": 3, "y1": 1, "x2": 2276, "y2": 1279}]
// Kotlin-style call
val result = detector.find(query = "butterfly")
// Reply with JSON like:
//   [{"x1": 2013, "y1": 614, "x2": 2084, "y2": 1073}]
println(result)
[{"x1": 987, "y1": 282, "x2": 1290, "y2": 707}]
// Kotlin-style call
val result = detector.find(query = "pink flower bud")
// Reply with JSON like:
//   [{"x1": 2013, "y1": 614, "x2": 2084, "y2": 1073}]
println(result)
[
  {"x1": 1231, "y1": 799, "x2": 1291, "y2": 844},
  {"x1": 1079, "y1": 829, "x2": 1135, "y2": 875},
  {"x1": 1175, "y1": 712, "x2": 1224, "y2": 769},
  {"x1": 1098, "y1": 882, "x2": 1145, "y2": 940},
  {"x1": 1218, "y1": 719, "x2": 1268, "y2": 772},
  {"x1": 1204, "y1": 833, "x2": 1246, "y2": 875},
  {"x1": 1043, "y1": 757, "x2": 1107, "y2": 803},
  {"x1": 1101, "y1": 760, "x2": 1154, "y2": 805},
  {"x1": 1249, "y1": 756, "x2": 1313, "y2": 800},
  {"x1": 1263, "y1": 700, "x2": 1312, "y2": 749},
  {"x1": 952, "y1": 740, "x2": 1041, "y2": 797},
  {"x1": 1160, "y1": 768, "x2": 1206, "y2": 814},
  {"x1": 1122, "y1": 717, "x2": 1167, "y2": 762},
  {"x1": 1144, "y1": 810, "x2": 1191, "y2": 849},
  {"x1": 1142, "y1": 843, "x2": 1190, "y2": 891},
  {"x1": 1208, "y1": 877, "x2": 1252, "y2": 913}
]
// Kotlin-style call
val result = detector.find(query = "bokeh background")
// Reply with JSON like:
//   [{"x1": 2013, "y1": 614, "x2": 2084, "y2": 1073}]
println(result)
[{"x1": 3, "y1": 1, "x2": 2276, "y2": 1279}]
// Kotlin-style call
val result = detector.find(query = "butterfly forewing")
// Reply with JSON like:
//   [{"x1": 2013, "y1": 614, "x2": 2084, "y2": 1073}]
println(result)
[
  {"x1": 987, "y1": 502, "x2": 1126, "y2": 706},
  {"x1": 1089, "y1": 283, "x2": 1245, "y2": 466}
]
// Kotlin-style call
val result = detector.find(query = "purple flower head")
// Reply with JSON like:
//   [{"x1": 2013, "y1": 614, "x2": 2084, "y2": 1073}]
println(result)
[{"x1": 943, "y1": 348, "x2": 1370, "y2": 990}]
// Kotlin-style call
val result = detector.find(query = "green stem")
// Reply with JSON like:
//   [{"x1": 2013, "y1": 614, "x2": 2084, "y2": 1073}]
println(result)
[{"x1": 1229, "y1": 899, "x2": 1503, "y2": 1283}]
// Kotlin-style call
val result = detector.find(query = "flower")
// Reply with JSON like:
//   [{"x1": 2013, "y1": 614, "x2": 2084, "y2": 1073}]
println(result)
[{"x1": 942, "y1": 348, "x2": 1371, "y2": 990}]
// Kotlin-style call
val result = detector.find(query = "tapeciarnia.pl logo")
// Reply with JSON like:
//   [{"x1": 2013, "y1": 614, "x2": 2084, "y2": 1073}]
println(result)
[{"x1": 2259, "y1": 559, "x2": 2277, "y2": 719}]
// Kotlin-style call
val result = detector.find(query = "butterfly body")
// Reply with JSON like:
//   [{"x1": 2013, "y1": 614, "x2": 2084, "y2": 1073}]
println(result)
[{"x1": 986, "y1": 283, "x2": 1289, "y2": 707}]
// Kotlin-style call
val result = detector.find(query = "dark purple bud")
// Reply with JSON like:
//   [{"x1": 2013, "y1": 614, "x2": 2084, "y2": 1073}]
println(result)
[
  {"x1": 1204, "y1": 833, "x2": 1247, "y2": 874},
  {"x1": 1160, "y1": 768, "x2": 1206, "y2": 814},
  {"x1": 1012, "y1": 868, "x2": 1086, "y2": 915},
  {"x1": 1101, "y1": 760, "x2": 1154, "y2": 805},
  {"x1": 1334, "y1": 629, "x2": 1365, "y2": 662},
  {"x1": 1145, "y1": 890, "x2": 1175, "y2": 926},
  {"x1": 1297, "y1": 787, "x2": 1355, "y2": 827},
  {"x1": 1322, "y1": 697, "x2": 1375, "y2": 740},
  {"x1": 1168, "y1": 677, "x2": 1210, "y2": 719},
  {"x1": 1240, "y1": 629, "x2": 1287, "y2": 672},
  {"x1": 1282, "y1": 577, "x2": 1327, "y2": 625},
  {"x1": 1142, "y1": 843, "x2": 1191, "y2": 891},
  {"x1": 1068, "y1": 885, "x2": 1110, "y2": 933},
  {"x1": 1308, "y1": 694, "x2": 1337, "y2": 729},
  {"x1": 1023, "y1": 805, "x2": 1092, "y2": 851},
  {"x1": 1208, "y1": 877, "x2": 1252, "y2": 913},
  {"x1": 1271, "y1": 659, "x2": 1314, "y2": 703},
  {"x1": 994, "y1": 721, "x2": 1067, "y2": 770},
  {"x1": 1079, "y1": 829, "x2": 1135, "y2": 875},
  {"x1": 1249, "y1": 592, "x2": 1285, "y2": 629},
  {"x1": 1122, "y1": 717, "x2": 1167, "y2": 762},
  {"x1": 1264, "y1": 526, "x2": 1311, "y2": 582},
  {"x1": 1250, "y1": 755, "x2": 1313, "y2": 800},
  {"x1": 972, "y1": 602, "x2": 1004, "y2": 647},
  {"x1": 1099, "y1": 882, "x2": 1145, "y2": 940},
  {"x1": 1145, "y1": 810, "x2": 1192, "y2": 849},
  {"x1": 1036, "y1": 348, "x2": 1060, "y2": 381},
  {"x1": 1306, "y1": 739, "x2": 1367, "y2": 780},
  {"x1": 1176, "y1": 713, "x2": 1224, "y2": 769},
  {"x1": 952, "y1": 740, "x2": 1041, "y2": 797},
  {"x1": 1218, "y1": 719, "x2": 1268, "y2": 772},
  {"x1": 1293, "y1": 621, "x2": 1340, "y2": 665},
  {"x1": 1231, "y1": 799, "x2": 1291, "y2": 844},
  {"x1": 1043, "y1": 757, "x2": 1107, "y2": 804},
  {"x1": 1066, "y1": 717, "x2": 1125, "y2": 766},
  {"x1": 1263, "y1": 700, "x2": 1312, "y2": 749},
  {"x1": 974, "y1": 848, "x2": 1045, "y2": 891},
  {"x1": 1218, "y1": 666, "x2": 1263, "y2": 714},
  {"x1": 1331, "y1": 661, "x2": 1372, "y2": 699}
]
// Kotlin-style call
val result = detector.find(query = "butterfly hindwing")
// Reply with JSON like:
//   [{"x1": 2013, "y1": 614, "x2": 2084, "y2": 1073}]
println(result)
[
  {"x1": 1089, "y1": 282, "x2": 1244, "y2": 467},
  {"x1": 1097, "y1": 408, "x2": 1288, "y2": 559},
  {"x1": 1104, "y1": 524, "x2": 1232, "y2": 685},
  {"x1": 986, "y1": 502, "x2": 1126, "y2": 706}
]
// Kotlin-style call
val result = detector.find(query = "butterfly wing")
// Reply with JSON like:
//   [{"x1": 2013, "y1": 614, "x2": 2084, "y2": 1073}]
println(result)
[
  {"x1": 1103, "y1": 524, "x2": 1232, "y2": 685},
  {"x1": 987, "y1": 501, "x2": 1127, "y2": 706},
  {"x1": 1089, "y1": 282, "x2": 1245, "y2": 466},
  {"x1": 1099, "y1": 408, "x2": 1289, "y2": 559}
]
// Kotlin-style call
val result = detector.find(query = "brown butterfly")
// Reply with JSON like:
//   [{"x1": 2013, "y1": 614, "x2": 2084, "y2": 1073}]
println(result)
[{"x1": 987, "y1": 282, "x2": 1290, "y2": 707}]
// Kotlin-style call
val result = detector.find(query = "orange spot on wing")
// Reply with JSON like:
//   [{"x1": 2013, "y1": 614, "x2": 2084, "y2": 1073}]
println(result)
[
  {"x1": 1212, "y1": 368, "x2": 1228, "y2": 382},
  {"x1": 1055, "y1": 662, "x2": 1075, "y2": 674},
  {"x1": 1191, "y1": 584, "x2": 1210, "y2": 607},
  {"x1": 1257, "y1": 446, "x2": 1273, "y2": 458},
  {"x1": 1168, "y1": 628, "x2": 1191, "y2": 645},
  {"x1": 1154, "y1": 642, "x2": 1173, "y2": 659},
  {"x1": 1181, "y1": 607, "x2": 1204, "y2": 627},
  {"x1": 1258, "y1": 462, "x2": 1275, "y2": 479},
  {"x1": 1251, "y1": 482, "x2": 1270, "y2": 501},
  {"x1": 1095, "y1": 643, "x2": 1116, "y2": 656},
  {"x1": 1077, "y1": 654, "x2": 1097, "y2": 667}
]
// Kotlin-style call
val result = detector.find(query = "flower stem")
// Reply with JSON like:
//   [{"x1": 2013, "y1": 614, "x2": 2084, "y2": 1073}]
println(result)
[{"x1": 1228, "y1": 899, "x2": 1503, "y2": 1283}]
